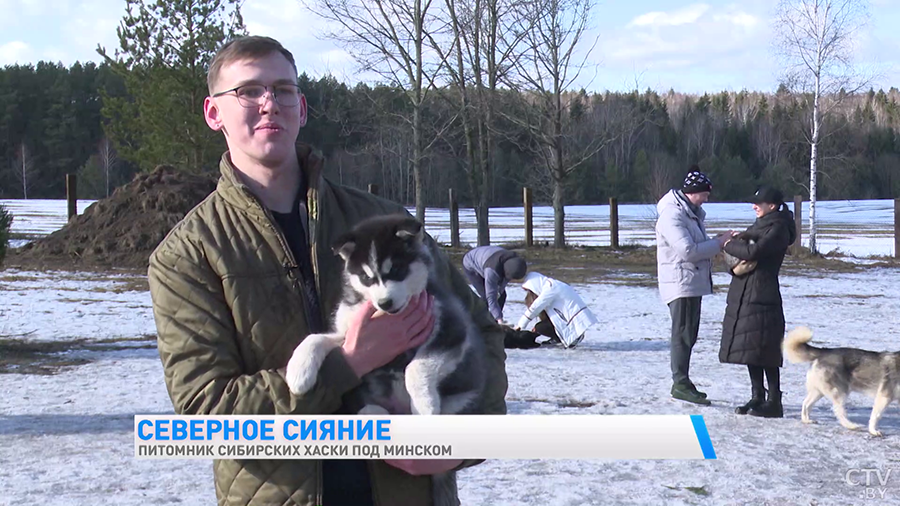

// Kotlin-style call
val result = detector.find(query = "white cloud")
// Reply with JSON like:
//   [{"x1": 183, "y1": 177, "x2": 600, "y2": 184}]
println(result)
[
  {"x1": 0, "y1": 41, "x2": 33, "y2": 65},
  {"x1": 713, "y1": 11, "x2": 759, "y2": 28},
  {"x1": 605, "y1": 4, "x2": 767, "y2": 69},
  {"x1": 586, "y1": 3, "x2": 780, "y2": 92},
  {"x1": 628, "y1": 4, "x2": 710, "y2": 28}
]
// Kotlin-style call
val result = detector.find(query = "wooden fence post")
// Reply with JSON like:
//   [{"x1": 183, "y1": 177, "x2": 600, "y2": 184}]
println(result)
[
  {"x1": 66, "y1": 174, "x2": 77, "y2": 221},
  {"x1": 523, "y1": 187, "x2": 533, "y2": 248},
  {"x1": 609, "y1": 197, "x2": 619, "y2": 249},
  {"x1": 448, "y1": 189, "x2": 460, "y2": 248},
  {"x1": 894, "y1": 198, "x2": 900, "y2": 259},
  {"x1": 367, "y1": 183, "x2": 379, "y2": 196},
  {"x1": 793, "y1": 195, "x2": 803, "y2": 255}
]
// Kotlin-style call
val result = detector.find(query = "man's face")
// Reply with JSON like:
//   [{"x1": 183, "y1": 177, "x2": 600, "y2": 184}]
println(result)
[
  {"x1": 685, "y1": 191, "x2": 710, "y2": 207},
  {"x1": 203, "y1": 52, "x2": 307, "y2": 168}
]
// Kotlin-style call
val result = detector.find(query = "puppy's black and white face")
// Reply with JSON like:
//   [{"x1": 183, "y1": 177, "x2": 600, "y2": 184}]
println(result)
[{"x1": 333, "y1": 215, "x2": 431, "y2": 314}]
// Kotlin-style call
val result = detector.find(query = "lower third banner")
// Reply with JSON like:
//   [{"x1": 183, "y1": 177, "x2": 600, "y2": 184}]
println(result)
[{"x1": 134, "y1": 414, "x2": 716, "y2": 460}]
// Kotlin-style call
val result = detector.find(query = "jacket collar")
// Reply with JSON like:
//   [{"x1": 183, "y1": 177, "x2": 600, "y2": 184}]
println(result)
[
  {"x1": 672, "y1": 189, "x2": 706, "y2": 222},
  {"x1": 216, "y1": 143, "x2": 324, "y2": 215},
  {"x1": 753, "y1": 206, "x2": 797, "y2": 243}
]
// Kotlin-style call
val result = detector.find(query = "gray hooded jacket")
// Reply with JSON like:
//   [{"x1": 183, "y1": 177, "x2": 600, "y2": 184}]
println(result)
[{"x1": 655, "y1": 189, "x2": 721, "y2": 304}]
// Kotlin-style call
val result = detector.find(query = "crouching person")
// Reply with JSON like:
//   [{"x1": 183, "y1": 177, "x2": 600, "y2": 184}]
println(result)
[{"x1": 514, "y1": 272, "x2": 598, "y2": 349}]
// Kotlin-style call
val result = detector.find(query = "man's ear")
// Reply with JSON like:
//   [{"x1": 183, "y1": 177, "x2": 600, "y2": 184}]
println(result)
[
  {"x1": 332, "y1": 233, "x2": 356, "y2": 261},
  {"x1": 298, "y1": 94, "x2": 308, "y2": 128},
  {"x1": 396, "y1": 217, "x2": 424, "y2": 243},
  {"x1": 204, "y1": 96, "x2": 224, "y2": 132}
]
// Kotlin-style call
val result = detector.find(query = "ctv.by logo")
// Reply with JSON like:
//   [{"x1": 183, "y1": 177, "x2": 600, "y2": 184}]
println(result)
[{"x1": 845, "y1": 467, "x2": 894, "y2": 500}]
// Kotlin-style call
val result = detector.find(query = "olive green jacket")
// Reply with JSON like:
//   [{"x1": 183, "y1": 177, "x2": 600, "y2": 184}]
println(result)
[{"x1": 148, "y1": 145, "x2": 508, "y2": 506}]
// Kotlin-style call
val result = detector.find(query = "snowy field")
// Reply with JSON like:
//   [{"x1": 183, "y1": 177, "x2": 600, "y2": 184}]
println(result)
[
  {"x1": 4, "y1": 269, "x2": 900, "y2": 505},
  {"x1": 3, "y1": 197, "x2": 898, "y2": 257},
  {"x1": 2, "y1": 199, "x2": 900, "y2": 505}
]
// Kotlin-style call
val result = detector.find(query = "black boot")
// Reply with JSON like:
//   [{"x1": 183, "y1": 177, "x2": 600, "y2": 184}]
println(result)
[
  {"x1": 686, "y1": 380, "x2": 707, "y2": 399},
  {"x1": 749, "y1": 390, "x2": 783, "y2": 418},
  {"x1": 734, "y1": 386, "x2": 766, "y2": 415},
  {"x1": 671, "y1": 382, "x2": 711, "y2": 406}
]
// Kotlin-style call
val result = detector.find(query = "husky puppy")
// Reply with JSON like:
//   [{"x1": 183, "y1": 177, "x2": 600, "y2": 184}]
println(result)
[
  {"x1": 722, "y1": 235, "x2": 756, "y2": 276},
  {"x1": 784, "y1": 326, "x2": 900, "y2": 437},
  {"x1": 286, "y1": 215, "x2": 485, "y2": 505}
]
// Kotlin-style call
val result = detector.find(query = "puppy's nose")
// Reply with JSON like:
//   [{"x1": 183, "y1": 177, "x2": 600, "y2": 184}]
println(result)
[{"x1": 377, "y1": 298, "x2": 395, "y2": 312}]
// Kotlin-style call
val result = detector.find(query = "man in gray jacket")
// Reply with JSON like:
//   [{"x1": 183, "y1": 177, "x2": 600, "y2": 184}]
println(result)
[{"x1": 656, "y1": 168, "x2": 732, "y2": 405}]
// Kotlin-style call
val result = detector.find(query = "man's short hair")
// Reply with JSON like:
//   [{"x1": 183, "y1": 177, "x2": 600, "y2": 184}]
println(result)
[{"x1": 207, "y1": 36, "x2": 298, "y2": 94}]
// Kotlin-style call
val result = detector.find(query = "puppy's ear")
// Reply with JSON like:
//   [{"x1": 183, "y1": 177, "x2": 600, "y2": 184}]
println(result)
[
  {"x1": 332, "y1": 233, "x2": 356, "y2": 261},
  {"x1": 396, "y1": 217, "x2": 424, "y2": 243}
]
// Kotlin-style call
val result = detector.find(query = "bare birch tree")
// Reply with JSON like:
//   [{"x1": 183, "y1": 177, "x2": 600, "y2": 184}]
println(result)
[
  {"x1": 12, "y1": 141, "x2": 37, "y2": 199},
  {"x1": 774, "y1": 0, "x2": 869, "y2": 253},
  {"x1": 307, "y1": 0, "x2": 444, "y2": 222},
  {"x1": 99, "y1": 137, "x2": 118, "y2": 197}
]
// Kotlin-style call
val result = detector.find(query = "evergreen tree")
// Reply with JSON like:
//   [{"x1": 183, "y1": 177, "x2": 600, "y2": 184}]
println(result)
[
  {"x1": 97, "y1": 0, "x2": 246, "y2": 173},
  {"x1": 0, "y1": 203, "x2": 11, "y2": 267}
]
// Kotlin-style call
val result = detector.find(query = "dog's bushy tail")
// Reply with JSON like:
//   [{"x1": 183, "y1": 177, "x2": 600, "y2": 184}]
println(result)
[{"x1": 783, "y1": 326, "x2": 820, "y2": 363}]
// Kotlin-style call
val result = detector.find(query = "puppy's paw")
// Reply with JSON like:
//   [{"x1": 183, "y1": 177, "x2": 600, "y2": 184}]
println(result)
[
  {"x1": 285, "y1": 334, "x2": 342, "y2": 395},
  {"x1": 843, "y1": 422, "x2": 864, "y2": 431},
  {"x1": 801, "y1": 418, "x2": 817, "y2": 425},
  {"x1": 359, "y1": 404, "x2": 390, "y2": 415},
  {"x1": 868, "y1": 429, "x2": 884, "y2": 437}
]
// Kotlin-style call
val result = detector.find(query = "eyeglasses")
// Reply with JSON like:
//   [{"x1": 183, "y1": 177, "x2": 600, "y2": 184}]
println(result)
[{"x1": 212, "y1": 84, "x2": 302, "y2": 108}]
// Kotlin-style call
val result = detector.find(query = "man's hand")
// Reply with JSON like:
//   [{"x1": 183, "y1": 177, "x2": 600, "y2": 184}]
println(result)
[
  {"x1": 385, "y1": 459, "x2": 463, "y2": 476},
  {"x1": 716, "y1": 230, "x2": 735, "y2": 248},
  {"x1": 341, "y1": 292, "x2": 435, "y2": 378}
]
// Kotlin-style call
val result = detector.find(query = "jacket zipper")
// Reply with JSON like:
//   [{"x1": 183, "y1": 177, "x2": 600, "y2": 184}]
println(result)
[
  {"x1": 306, "y1": 179, "x2": 327, "y2": 506},
  {"x1": 307, "y1": 180, "x2": 321, "y2": 294},
  {"x1": 246, "y1": 189, "x2": 326, "y2": 505},
  {"x1": 241, "y1": 188, "x2": 313, "y2": 335}
]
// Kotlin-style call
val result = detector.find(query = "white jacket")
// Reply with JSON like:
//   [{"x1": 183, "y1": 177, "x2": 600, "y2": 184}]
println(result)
[
  {"x1": 516, "y1": 272, "x2": 598, "y2": 348},
  {"x1": 655, "y1": 189, "x2": 721, "y2": 305}
]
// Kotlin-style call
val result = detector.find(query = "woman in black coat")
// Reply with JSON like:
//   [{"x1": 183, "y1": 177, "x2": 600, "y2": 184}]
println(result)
[{"x1": 720, "y1": 186, "x2": 797, "y2": 418}]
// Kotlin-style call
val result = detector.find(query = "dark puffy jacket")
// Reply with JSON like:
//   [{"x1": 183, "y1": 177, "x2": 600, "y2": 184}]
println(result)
[{"x1": 719, "y1": 207, "x2": 797, "y2": 367}]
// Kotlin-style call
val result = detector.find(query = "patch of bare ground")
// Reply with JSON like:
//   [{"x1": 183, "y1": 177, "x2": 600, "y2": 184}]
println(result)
[
  {"x1": 442, "y1": 242, "x2": 869, "y2": 284},
  {"x1": 0, "y1": 335, "x2": 157, "y2": 375}
]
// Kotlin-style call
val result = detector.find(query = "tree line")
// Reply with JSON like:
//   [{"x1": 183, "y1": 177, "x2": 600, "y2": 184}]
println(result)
[
  {"x1": 3, "y1": 63, "x2": 900, "y2": 202},
  {"x1": 0, "y1": 0, "x2": 888, "y2": 250}
]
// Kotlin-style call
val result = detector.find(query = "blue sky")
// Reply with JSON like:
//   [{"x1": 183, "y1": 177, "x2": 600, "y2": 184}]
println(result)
[{"x1": 2, "y1": 0, "x2": 898, "y2": 93}]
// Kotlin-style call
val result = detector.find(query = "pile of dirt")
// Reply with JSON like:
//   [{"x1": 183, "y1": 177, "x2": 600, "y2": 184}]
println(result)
[{"x1": 11, "y1": 165, "x2": 217, "y2": 270}]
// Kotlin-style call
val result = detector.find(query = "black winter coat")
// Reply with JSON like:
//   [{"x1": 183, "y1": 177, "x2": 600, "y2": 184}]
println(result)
[{"x1": 719, "y1": 207, "x2": 797, "y2": 367}]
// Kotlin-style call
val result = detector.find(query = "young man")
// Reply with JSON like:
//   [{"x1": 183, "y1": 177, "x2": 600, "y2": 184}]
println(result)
[
  {"x1": 462, "y1": 245, "x2": 527, "y2": 324},
  {"x1": 655, "y1": 168, "x2": 732, "y2": 406},
  {"x1": 148, "y1": 36, "x2": 508, "y2": 506}
]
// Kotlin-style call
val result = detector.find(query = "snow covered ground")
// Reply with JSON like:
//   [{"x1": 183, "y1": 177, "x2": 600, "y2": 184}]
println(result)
[
  {"x1": 1, "y1": 199, "x2": 97, "y2": 249},
  {"x1": 2, "y1": 264, "x2": 900, "y2": 505},
  {"x1": 3, "y1": 198, "x2": 898, "y2": 256}
]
